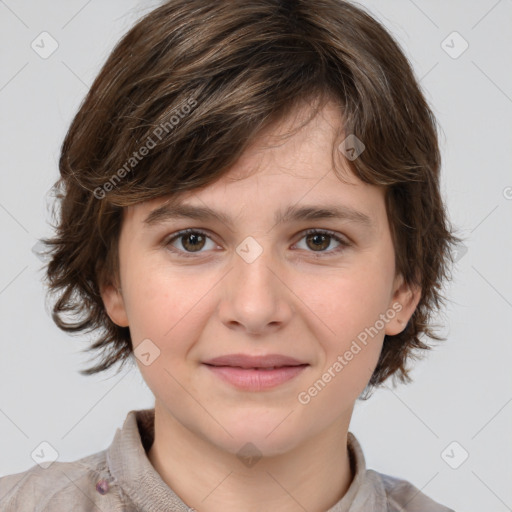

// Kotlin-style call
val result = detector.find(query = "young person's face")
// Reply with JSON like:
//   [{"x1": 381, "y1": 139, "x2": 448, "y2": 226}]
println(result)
[{"x1": 102, "y1": 99, "x2": 420, "y2": 457}]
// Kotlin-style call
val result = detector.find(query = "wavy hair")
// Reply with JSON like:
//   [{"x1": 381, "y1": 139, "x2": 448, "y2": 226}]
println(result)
[{"x1": 41, "y1": 0, "x2": 463, "y2": 393}]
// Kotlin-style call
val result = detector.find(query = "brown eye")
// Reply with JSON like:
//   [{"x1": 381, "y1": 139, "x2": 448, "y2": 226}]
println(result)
[
  {"x1": 180, "y1": 232, "x2": 206, "y2": 252},
  {"x1": 164, "y1": 228, "x2": 350, "y2": 259},
  {"x1": 295, "y1": 229, "x2": 350, "y2": 256},
  {"x1": 165, "y1": 229, "x2": 215, "y2": 256},
  {"x1": 305, "y1": 232, "x2": 331, "y2": 251}
]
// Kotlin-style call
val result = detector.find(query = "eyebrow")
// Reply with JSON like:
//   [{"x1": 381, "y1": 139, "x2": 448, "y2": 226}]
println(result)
[{"x1": 143, "y1": 202, "x2": 375, "y2": 230}]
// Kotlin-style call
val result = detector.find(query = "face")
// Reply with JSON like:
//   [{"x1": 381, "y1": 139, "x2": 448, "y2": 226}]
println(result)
[{"x1": 102, "y1": 99, "x2": 420, "y2": 457}]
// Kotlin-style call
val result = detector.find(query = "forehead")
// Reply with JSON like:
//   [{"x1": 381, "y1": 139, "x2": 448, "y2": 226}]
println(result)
[{"x1": 125, "y1": 99, "x2": 387, "y2": 229}]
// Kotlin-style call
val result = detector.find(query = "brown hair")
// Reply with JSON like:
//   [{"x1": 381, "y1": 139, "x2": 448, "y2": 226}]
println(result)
[{"x1": 41, "y1": 0, "x2": 462, "y2": 392}]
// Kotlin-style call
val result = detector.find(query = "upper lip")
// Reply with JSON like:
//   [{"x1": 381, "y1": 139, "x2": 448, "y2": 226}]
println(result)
[{"x1": 203, "y1": 354, "x2": 308, "y2": 369}]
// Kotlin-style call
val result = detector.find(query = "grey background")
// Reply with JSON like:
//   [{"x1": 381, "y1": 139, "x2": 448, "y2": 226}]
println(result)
[{"x1": 1, "y1": 1, "x2": 511, "y2": 510}]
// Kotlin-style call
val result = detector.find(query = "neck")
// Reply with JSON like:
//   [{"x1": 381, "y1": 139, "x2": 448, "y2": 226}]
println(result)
[{"x1": 147, "y1": 405, "x2": 354, "y2": 512}]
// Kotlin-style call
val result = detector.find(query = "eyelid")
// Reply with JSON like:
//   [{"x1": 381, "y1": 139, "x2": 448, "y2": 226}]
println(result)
[
  {"x1": 163, "y1": 227, "x2": 352, "y2": 258},
  {"x1": 163, "y1": 228, "x2": 220, "y2": 257}
]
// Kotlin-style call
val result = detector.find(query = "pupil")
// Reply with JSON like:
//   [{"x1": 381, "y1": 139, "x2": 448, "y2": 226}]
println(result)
[
  {"x1": 309, "y1": 233, "x2": 328, "y2": 250},
  {"x1": 184, "y1": 233, "x2": 204, "y2": 251}
]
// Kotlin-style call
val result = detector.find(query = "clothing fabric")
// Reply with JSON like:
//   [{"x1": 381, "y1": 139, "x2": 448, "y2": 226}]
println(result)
[{"x1": 0, "y1": 408, "x2": 455, "y2": 511}]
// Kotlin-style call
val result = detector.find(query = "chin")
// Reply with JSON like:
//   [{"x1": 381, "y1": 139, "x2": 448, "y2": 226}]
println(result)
[{"x1": 211, "y1": 418, "x2": 303, "y2": 458}]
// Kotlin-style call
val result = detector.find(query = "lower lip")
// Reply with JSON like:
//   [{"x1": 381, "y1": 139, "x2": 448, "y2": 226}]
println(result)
[{"x1": 203, "y1": 364, "x2": 308, "y2": 391}]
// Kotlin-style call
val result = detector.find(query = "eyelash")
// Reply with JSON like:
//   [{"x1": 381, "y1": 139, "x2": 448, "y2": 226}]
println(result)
[{"x1": 163, "y1": 228, "x2": 351, "y2": 258}]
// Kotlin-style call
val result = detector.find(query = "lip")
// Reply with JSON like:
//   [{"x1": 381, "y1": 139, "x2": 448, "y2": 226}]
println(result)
[
  {"x1": 203, "y1": 353, "x2": 307, "y2": 368},
  {"x1": 202, "y1": 353, "x2": 309, "y2": 391}
]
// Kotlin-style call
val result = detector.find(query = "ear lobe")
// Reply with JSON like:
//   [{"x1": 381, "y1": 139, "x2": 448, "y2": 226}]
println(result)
[
  {"x1": 100, "y1": 283, "x2": 129, "y2": 327},
  {"x1": 385, "y1": 274, "x2": 421, "y2": 336}
]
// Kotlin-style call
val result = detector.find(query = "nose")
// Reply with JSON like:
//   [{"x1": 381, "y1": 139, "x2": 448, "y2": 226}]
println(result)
[{"x1": 217, "y1": 240, "x2": 294, "y2": 336}]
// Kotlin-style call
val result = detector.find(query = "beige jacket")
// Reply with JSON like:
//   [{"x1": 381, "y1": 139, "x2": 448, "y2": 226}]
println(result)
[{"x1": 0, "y1": 408, "x2": 455, "y2": 511}]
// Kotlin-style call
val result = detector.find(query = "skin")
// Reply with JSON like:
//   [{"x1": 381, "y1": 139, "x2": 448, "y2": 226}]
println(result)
[{"x1": 101, "y1": 98, "x2": 421, "y2": 512}]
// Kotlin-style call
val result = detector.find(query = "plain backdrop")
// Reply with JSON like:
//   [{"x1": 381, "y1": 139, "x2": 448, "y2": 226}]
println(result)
[{"x1": 1, "y1": 1, "x2": 511, "y2": 511}]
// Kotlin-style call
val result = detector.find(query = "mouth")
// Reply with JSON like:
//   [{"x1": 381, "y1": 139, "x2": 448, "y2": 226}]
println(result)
[
  {"x1": 204, "y1": 365, "x2": 303, "y2": 370},
  {"x1": 203, "y1": 353, "x2": 308, "y2": 369},
  {"x1": 202, "y1": 354, "x2": 309, "y2": 391}
]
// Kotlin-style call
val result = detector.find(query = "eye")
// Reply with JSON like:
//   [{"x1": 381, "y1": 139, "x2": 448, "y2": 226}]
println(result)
[
  {"x1": 165, "y1": 229, "x2": 216, "y2": 256},
  {"x1": 294, "y1": 229, "x2": 351, "y2": 256},
  {"x1": 164, "y1": 228, "x2": 351, "y2": 258}
]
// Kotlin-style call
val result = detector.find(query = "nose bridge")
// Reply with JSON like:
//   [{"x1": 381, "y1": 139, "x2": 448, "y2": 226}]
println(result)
[
  {"x1": 220, "y1": 233, "x2": 291, "y2": 333},
  {"x1": 234, "y1": 233, "x2": 278, "y2": 302}
]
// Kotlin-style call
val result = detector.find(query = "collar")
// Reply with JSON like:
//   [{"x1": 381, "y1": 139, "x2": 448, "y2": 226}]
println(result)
[{"x1": 107, "y1": 408, "x2": 387, "y2": 511}]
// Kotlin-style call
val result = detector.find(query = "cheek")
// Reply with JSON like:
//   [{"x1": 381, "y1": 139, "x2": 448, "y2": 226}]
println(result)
[
  {"x1": 297, "y1": 275, "x2": 387, "y2": 408},
  {"x1": 296, "y1": 263, "x2": 393, "y2": 338},
  {"x1": 121, "y1": 258, "x2": 215, "y2": 347},
  {"x1": 118, "y1": 252, "x2": 168, "y2": 335},
  {"x1": 293, "y1": 263, "x2": 392, "y2": 391}
]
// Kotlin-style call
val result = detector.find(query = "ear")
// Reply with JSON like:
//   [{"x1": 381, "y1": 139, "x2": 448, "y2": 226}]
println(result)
[
  {"x1": 385, "y1": 273, "x2": 421, "y2": 336},
  {"x1": 100, "y1": 283, "x2": 129, "y2": 327}
]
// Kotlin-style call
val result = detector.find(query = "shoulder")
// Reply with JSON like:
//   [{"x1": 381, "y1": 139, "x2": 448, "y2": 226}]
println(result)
[
  {"x1": 367, "y1": 470, "x2": 456, "y2": 512},
  {"x1": 0, "y1": 449, "x2": 127, "y2": 512}
]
